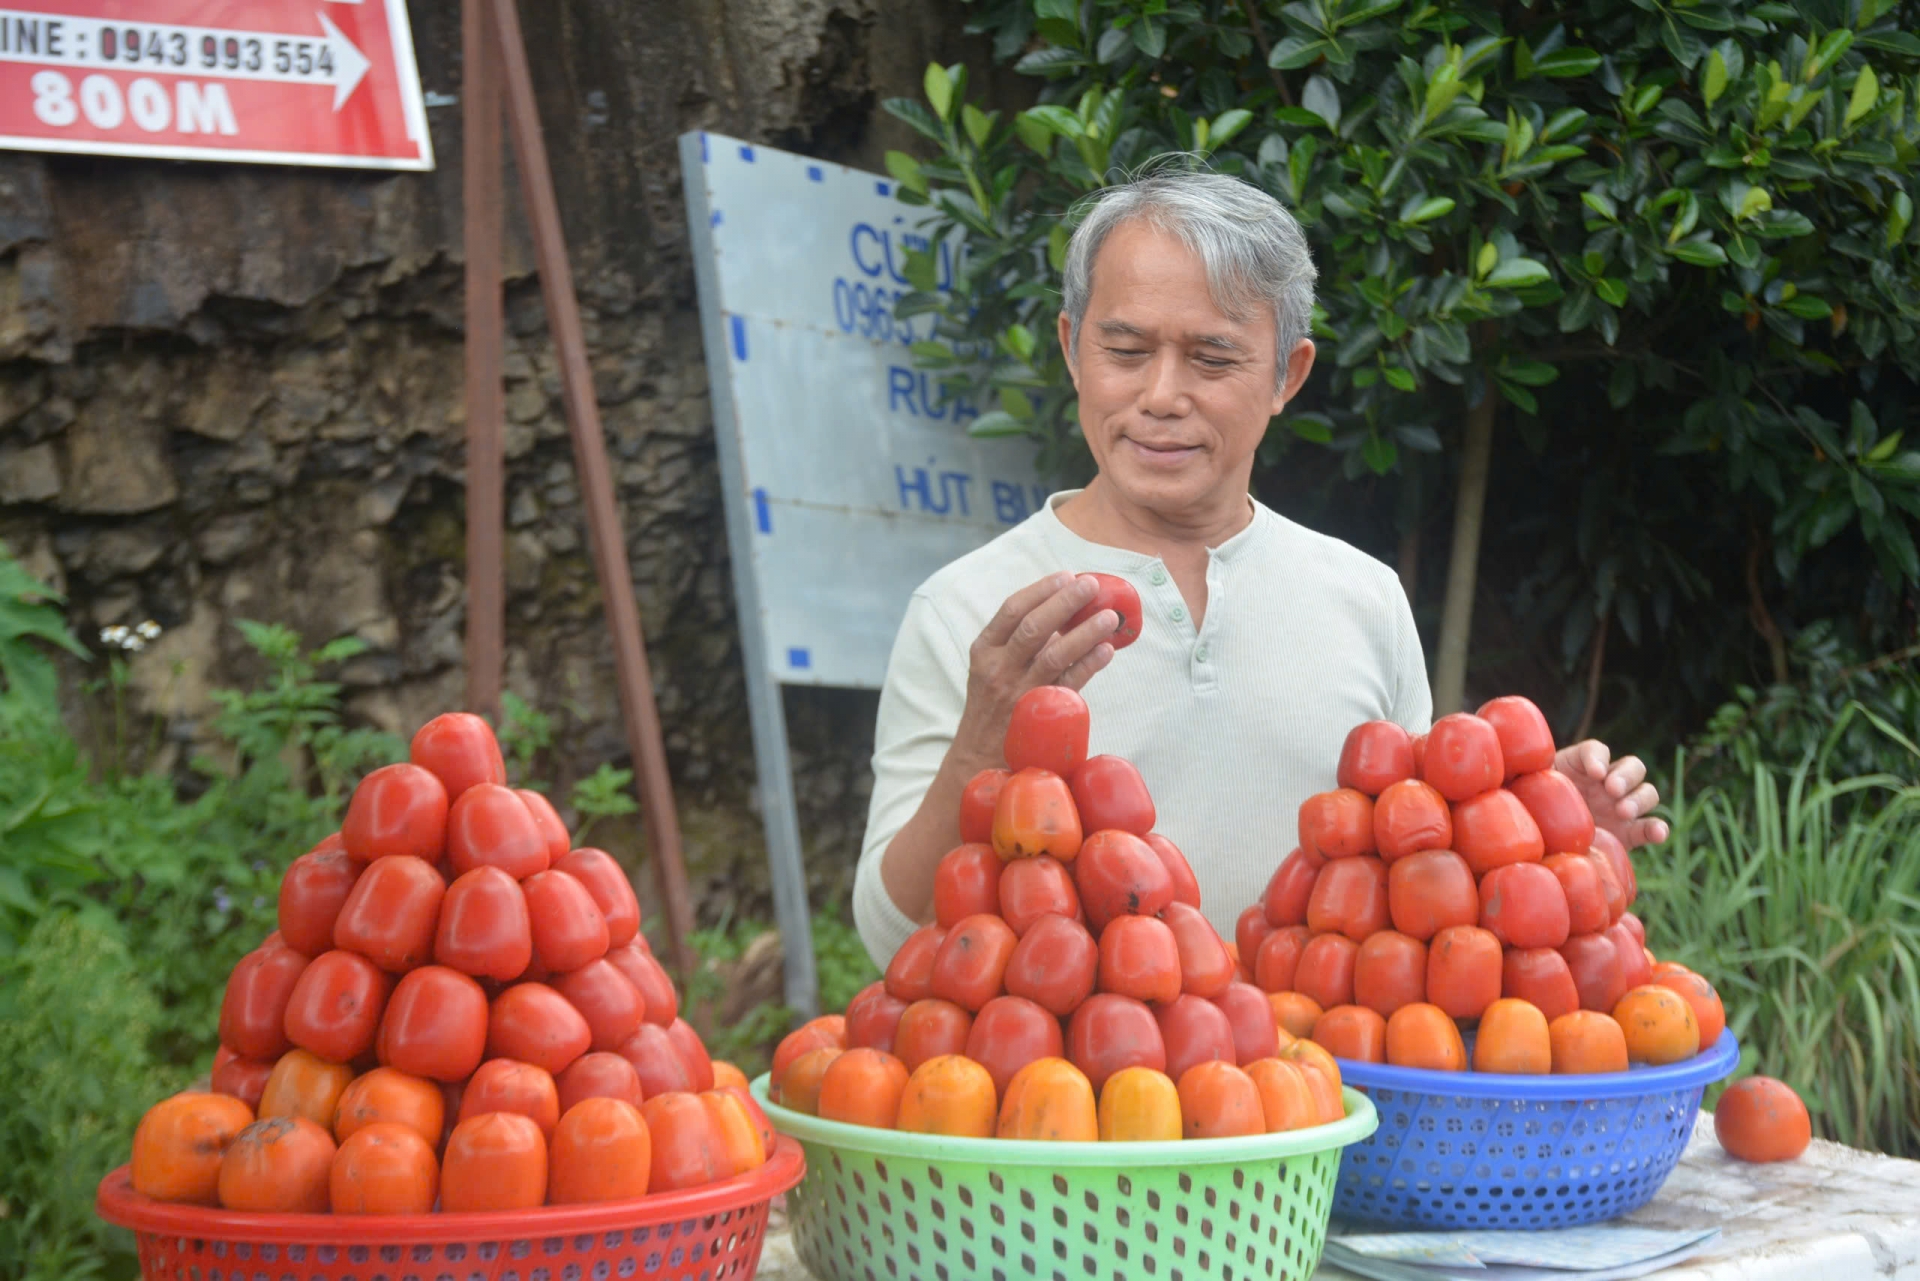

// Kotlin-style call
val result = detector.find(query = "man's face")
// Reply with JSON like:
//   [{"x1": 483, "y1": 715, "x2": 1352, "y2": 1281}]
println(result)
[{"x1": 1059, "y1": 219, "x2": 1314, "y2": 522}]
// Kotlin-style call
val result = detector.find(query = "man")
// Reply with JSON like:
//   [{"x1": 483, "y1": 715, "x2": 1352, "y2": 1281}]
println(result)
[{"x1": 852, "y1": 169, "x2": 1665, "y2": 966}]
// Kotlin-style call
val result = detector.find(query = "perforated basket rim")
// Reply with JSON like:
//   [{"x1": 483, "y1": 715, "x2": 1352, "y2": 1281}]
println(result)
[
  {"x1": 1334, "y1": 1030, "x2": 1739, "y2": 1100},
  {"x1": 750, "y1": 1074, "x2": 1377, "y2": 1167},
  {"x1": 94, "y1": 1133, "x2": 805, "y2": 1244}
]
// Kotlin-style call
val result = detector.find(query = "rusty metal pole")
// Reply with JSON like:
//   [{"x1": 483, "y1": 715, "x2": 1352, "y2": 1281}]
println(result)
[
  {"x1": 489, "y1": 0, "x2": 697, "y2": 979},
  {"x1": 461, "y1": 0, "x2": 505, "y2": 723}
]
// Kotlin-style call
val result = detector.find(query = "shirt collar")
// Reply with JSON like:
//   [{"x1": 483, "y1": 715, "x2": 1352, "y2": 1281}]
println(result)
[{"x1": 1038, "y1": 489, "x2": 1272, "y2": 568}]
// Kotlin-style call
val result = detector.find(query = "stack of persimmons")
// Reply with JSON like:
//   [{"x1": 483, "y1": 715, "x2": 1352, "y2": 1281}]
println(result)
[
  {"x1": 1241, "y1": 698, "x2": 1815, "y2": 1165},
  {"x1": 767, "y1": 685, "x2": 1351, "y2": 1143},
  {"x1": 126, "y1": 713, "x2": 774, "y2": 1214},
  {"x1": 1241, "y1": 698, "x2": 1725, "y2": 1077}
]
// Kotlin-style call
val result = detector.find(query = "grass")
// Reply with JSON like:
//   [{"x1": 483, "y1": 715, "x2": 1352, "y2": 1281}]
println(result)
[{"x1": 1638, "y1": 705, "x2": 1920, "y2": 1158}]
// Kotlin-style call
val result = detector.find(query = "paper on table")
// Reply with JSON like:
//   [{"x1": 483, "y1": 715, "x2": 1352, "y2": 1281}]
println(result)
[
  {"x1": 1323, "y1": 1229, "x2": 1722, "y2": 1281},
  {"x1": 1332, "y1": 1224, "x2": 1722, "y2": 1270}
]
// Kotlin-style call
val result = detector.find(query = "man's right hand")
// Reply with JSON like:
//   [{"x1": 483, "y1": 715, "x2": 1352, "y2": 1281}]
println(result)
[{"x1": 953, "y1": 573, "x2": 1119, "y2": 768}]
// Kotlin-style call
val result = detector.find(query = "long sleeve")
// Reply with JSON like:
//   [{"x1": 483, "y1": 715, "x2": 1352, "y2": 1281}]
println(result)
[{"x1": 852, "y1": 591, "x2": 973, "y2": 968}]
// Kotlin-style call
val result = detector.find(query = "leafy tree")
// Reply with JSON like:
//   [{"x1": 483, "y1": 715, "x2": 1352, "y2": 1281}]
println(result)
[{"x1": 885, "y1": 0, "x2": 1920, "y2": 721}]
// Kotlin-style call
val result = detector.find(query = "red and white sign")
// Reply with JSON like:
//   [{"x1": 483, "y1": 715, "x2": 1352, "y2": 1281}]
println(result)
[{"x1": 0, "y1": 1, "x2": 432, "y2": 170}]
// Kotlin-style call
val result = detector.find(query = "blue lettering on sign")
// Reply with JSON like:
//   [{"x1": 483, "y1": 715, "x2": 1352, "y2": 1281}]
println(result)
[
  {"x1": 700, "y1": 133, "x2": 709, "y2": 163},
  {"x1": 739, "y1": 144, "x2": 755, "y2": 162},
  {"x1": 752, "y1": 487, "x2": 771, "y2": 534},
  {"x1": 710, "y1": 210, "x2": 722, "y2": 227},
  {"x1": 886, "y1": 366, "x2": 977, "y2": 423},
  {"x1": 876, "y1": 181, "x2": 890, "y2": 197},
  {"x1": 990, "y1": 481, "x2": 1051, "y2": 525},
  {"x1": 894, "y1": 461, "x2": 981, "y2": 518},
  {"x1": 730, "y1": 315, "x2": 748, "y2": 362},
  {"x1": 850, "y1": 224, "x2": 885, "y2": 279},
  {"x1": 807, "y1": 165, "x2": 824, "y2": 183},
  {"x1": 788, "y1": 647, "x2": 811, "y2": 669}
]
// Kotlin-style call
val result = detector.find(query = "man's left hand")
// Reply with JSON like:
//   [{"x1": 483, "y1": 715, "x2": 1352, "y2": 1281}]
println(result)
[{"x1": 1553, "y1": 740, "x2": 1669, "y2": 849}]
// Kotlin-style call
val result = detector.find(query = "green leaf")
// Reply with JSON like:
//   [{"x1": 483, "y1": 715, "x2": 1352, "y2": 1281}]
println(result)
[
  {"x1": 1846, "y1": 65, "x2": 1880, "y2": 128},
  {"x1": 1015, "y1": 112, "x2": 1053, "y2": 156},
  {"x1": 1274, "y1": 107, "x2": 1331, "y2": 128},
  {"x1": 962, "y1": 104, "x2": 994, "y2": 148},
  {"x1": 1868, "y1": 430, "x2": 1904, "y2": 463},
  {"x1": 1290, "y1": 414, "x2": 1334, "y2": 444},
  {"x1": 1888, "y1": 191, "x2": 1913, "y2": 248},
  {"x1": 998, "y1": 387, "x2": 1034, "y2": 420},
  {"x1": 1804, "y1": 28, "x2": 1854, "y2": 82},
  {"x1": 923, "y1": 63, "x2": 954, "y2": 122},
  {"x1": 1669, "y1": 237, "x2": 1730, "y2": 267},
  {"x1": 1596, "y1": 277, "x2": 1630, "y2": 306},
  {"x1": 1022, "y1": 105, "x2": 1084, "y2": 139},
  {"x1": 1476, "y1": 242, "x2": 1500, "y2": 278},
  {"x1": 1271, "y1": 35, "x2": 1329, "y2": 70},
  {"x1": 1382, "y1": 365, "x2": 1416, "y2": 391},
  {"x1": 883, "y1": 97, "x2": 945, "y2": 144},
  {"x1": 1096, "y1": 25, "x2": 1131, "y2": 65},
  {"x1": 1362, "y1": 434, "x2": 1400, "y2": 474},
  {"x1": 884, "y1": 150, "x2": 928, "y2": 196},
  {"x1": 1535, "y1": 48, "x2": 1603, "y2": 78},
  {"x1": 1302, "y1": 76, "x2": 1342, "y2": 128},
  {"x1": 1048, "y1": 224, "x2": 1070, "y2": 273},
  {"x1": 1004, "y1": 323, "x2": 1036, "y2": 362},
  {"x1": 1033, "y1": 0, "x2": 1077, "y2": 21},
  {"x1": 1582, "y1": 191, "x2": 1618, "y2": 221},
  {"x1": 1780, "y1": 294, "x2": 1833, "y2": 319},
  {"x1": 1485, "y1": 257, "x2": 1552, "y2": 288},
  {"x1": 1501, "y1": 360, "x2": 1560, "y2": 386},
  {"x1": 1857, "y1": 30, "x2": 1920, "y2": 57},
  {"x1": 1498, "y1": 379, "x2": 1540, "y2": 413},
  {"x1": 1210, "y1": 109, "x2": 1254, "y2": 148},
  {"x1": 1737, "y1": 186, "x2": 1774, "y2": 220},
  {"x1": 966, "y1": 411, "x2": 1027, "y2": 438},
  {"x1": 1132, "y1": 19, "x2": 1166, "y2": 59},
  {"x1": 1403, "y1": 195, "x2": 1456, "y2": 224},
  {"x1": 902, "y1": 246, "x2": 938, "y2": 292},
  {"x1": 1703, "y1": 48, "x2": 1730, "y2": 106}
]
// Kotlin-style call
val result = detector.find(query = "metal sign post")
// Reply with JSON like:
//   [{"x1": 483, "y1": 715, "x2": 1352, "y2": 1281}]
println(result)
[{"x1": 461, "y1": 0, "x2": 695, "y2": 980}]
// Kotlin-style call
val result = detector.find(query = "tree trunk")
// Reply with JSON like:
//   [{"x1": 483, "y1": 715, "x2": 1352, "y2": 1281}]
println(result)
[{"x1": 1432, "y1": 388, "x2": 1497, "y2": 716}]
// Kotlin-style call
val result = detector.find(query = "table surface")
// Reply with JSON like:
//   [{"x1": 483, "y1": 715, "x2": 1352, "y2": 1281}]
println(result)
[{"x1": 753, "y1": 1114, "x2": 1920, "y2": 1281}]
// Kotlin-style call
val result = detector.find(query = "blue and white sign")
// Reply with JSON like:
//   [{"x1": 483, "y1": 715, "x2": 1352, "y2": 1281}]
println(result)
[
  {"x1": 681, "y1": 131, "x2": 1046, "y2": 1013},
  {"x1": 681, "y1": 130, "x2": 1046, "y2": 690}
]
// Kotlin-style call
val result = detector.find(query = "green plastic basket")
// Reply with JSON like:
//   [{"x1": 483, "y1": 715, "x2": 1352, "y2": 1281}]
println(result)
[{"x1": 750, "y1": 1074, "x2": 1377, "y2": 1281}]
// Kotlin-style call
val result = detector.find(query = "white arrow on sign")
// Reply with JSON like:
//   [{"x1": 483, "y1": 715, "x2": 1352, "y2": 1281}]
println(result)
[
  {"x1": 0, "y1": 9, "x2": 374, "y2": 111},
  {"x1": 316, "y1": 13, "x2": 367, "y2": 108}
]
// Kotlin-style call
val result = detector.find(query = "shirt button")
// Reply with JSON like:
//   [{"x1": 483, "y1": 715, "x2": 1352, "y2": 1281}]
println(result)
[
  {"x1": 1195, "y1": 645, "x2": 1210, "y2": 662},
  {"x1": 1170, "y1": 605, "x2": 1186, "y2": 622},
  {"x1": 1149, "y1": 568, "x2": 1167, "y2": 586}
]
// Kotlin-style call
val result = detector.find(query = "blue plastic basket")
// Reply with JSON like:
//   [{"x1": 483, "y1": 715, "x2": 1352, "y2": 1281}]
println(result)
[{"x1": 1331, "y1": 1029, "x2": 1739, "y2": 1229}]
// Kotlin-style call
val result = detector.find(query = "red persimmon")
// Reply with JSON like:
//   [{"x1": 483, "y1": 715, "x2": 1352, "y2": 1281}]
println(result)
[
  {"x1": 341, "y1": 764, "x2": 448, "y2": 865},
  {"x1": 1003, "y1": 685, "x2": 1090, "y2": 777}
]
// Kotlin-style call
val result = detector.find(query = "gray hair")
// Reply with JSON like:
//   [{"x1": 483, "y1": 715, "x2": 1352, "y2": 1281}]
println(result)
[{"x1": 1060, "y1": 165, "x2": 1317, "y2": 389}]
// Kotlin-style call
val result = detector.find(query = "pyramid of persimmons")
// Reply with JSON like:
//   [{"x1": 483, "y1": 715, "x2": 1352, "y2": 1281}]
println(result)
[
  {"x1": 768, "y1": 686, "x2": 1349, "y2": 1142},
  {"x1": 128, "y1": 712, "x2": 773, "y2": 1214},
  {"x1": 1242, "y1": 698, "x2": 1726, "y2": 1075}
]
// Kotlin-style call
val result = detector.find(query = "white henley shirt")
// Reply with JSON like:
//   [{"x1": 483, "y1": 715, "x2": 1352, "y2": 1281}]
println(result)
[{"x1": 853, "y1": 489, "x2": 1433, "y2": 967}]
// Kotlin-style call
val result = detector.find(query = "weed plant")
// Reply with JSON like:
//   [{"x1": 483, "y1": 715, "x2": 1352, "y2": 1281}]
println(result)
[{"x1": 1640, "y1": 703, "x2": 1920, "y2": 1157}]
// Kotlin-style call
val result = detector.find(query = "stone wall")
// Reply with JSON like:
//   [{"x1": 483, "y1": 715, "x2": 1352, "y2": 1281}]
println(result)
[{"x1": 0, "y1": 0, "x2": 1026, "y2": 922}]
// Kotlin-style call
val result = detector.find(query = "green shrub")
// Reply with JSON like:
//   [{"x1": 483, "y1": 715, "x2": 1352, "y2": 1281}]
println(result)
[
  {"x1": 1640, "y1": 705, "x2": 1920, "y2": 1157},
  {"x1": 0, "y1": 914, "x2": 186, "y2": 1281},
  {"x1": 887, "y1": 0, "x2": 1920, "y2": 717}
]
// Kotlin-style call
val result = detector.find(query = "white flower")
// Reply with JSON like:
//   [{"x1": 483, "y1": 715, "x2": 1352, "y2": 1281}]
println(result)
[{"x1": 136, "y1": 620, "x2": 162, "y2": 641}]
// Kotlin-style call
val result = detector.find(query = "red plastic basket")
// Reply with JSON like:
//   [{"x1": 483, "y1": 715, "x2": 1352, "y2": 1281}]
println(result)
[{"x1": 96, "y1": 1134, "x2": 804, "y2": 1281}]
